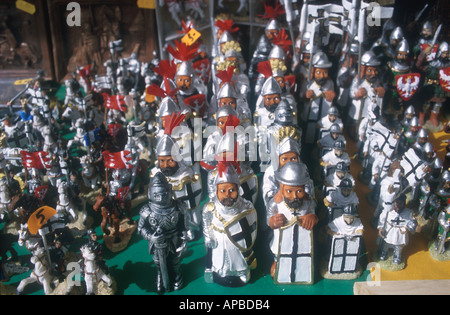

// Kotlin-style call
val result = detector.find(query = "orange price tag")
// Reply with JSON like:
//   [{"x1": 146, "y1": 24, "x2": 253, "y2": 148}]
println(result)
[
  {"x1": 16, "y1": 0, "x2": 36, "y2": 15},
  {"x1": 137, "y1": 0, "x2": 156, "y2": 9},
  {"x1": 181, "y1": 28, "x2": 201, "y2": 46},
  {"x1": 27, "y1": 206, "x2": 57, "y2": 235}
]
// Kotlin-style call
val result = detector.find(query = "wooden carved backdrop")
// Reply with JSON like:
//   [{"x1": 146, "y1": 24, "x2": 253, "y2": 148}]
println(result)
[{"x1": 47, "y1": 0, "x2": 157, "y2": 81}]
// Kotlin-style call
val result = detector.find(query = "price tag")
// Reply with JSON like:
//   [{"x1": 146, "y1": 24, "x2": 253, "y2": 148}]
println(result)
[
  {"x1": 16, "y1": 0, "x2": 36, "y2": 15},
  {"x1": 137, "y1": 0, "x2": 156, "y2": 9},
  {"x1": 181, "y1": 28, "x2": 202, "y2": 46},
  {"x1": 14, "y1": 78, "x2": 33, "y2": 86},
  {"x1": 27, "y1": 206, "x2": 57, "y2": 235}
]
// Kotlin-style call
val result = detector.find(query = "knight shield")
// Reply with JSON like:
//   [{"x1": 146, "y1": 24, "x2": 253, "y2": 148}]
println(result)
[
  {"x1": 240, "y1": 174, "x2": 258, "y2": 205},
  {"x1": 395, "y1": 73, "x2": 421, "y2": 101},
  {"x1": 172, "y1": 174, "x2": 202, "y2": 210},
  {"x1": 224, "y1": 208, "x2": 257, "y2": 253},
  {"x1": 183, "y1": 94, "x2": 207, "y2": 117},
  {"x1": 328, "y1": 235, "x2": 362, "y2": 274},
  {"x1": 439, "y1": 67, "x2": 450, "y2": 92},
  {"x1": 274, "y1": 219, "x2": 314, "y2": 284}
]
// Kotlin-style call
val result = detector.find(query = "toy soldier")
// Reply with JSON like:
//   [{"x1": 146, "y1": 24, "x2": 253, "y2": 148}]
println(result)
[
  {"x1": 138, "y1": 172, "x2": 188, "y2": 293},
  {"x1": 317, "y1": 106, "x2": 343, "y2": 141},
  {"x1": 151, "y1": 121, "x2": 202, "y2": 240},
  {"x1": 348, "y1": 51, "x2": 384, "y2": 137},
  {"x1": 400, "y1": 105, "x2": 416, "y2": 130},
  {"x1": 317, "y1": 123, "x2": 346, "y2": 157},
  {"x1": 326, "y1": 204, "x2": 364, "y2": 277},
  {"x1": 324, "y1": 178, "x2": 359, "y2": 222},
  {"x1": 377, "y1": 193, "x2": 419, "y2": 266},
  {"x1": 301, "y1": 51, "x2": 336, "y2": 145},
  {"x1": 320, "y1": 140, "x2": 350, "y2": 179},
  {"x1": 254, "y1": 75, "x2": 283, "y2": 129},
  {"x1": 436, "y1": 204, "x2": 450, "y2": 256},
  {"x1": 324, "y1": 161, "x2": 355, "y2": 197},
  {"x1": 267, "y1": 161, "x2": 318, "y2": 284},
  {"x1": 202, "y1": 162, "x2": 257, "y2": 287}
]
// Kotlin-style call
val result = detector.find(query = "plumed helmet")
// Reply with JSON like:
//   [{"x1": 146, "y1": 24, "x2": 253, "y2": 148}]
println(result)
[
  {"x1": 266, "y1": 19, "x2": 280, "y2": 32},
  {"x1": 275, "y1": 161, "x2": 310, "y2": 186},
  {"x1": 396, "y1": 39, "x2": 410, "y2": 54},
  {"x1": 155, "y1": 134, "x2": 180, "y2": 158},
  {"x1": 269, "y1": 45, "x2": 286, "y2": 60},
  {"x1": 217, "y1": 82, "x2": 237, "y2": 100},
  {"x1": 176, "y1": 61, "x2": 194, "y2": 77},
  {"x1": 261, "y1": 77, "x2": 282, "y2": 96},
  {"x1": 217, "y1": 105, "x2": 237, "y2": 120},
  {"x1": 214, "y1": 162, "x2": 240, "y2": 186},
  {"x1": 311, "y1": 51, "x2": 332, "y2": 68},
  {"x1": 218, "y1": 30, "x2": 234, "y2": 45},
  {"x1": 157, "y1": 96, "x2": 180, "y2": 117},
  {"x1": 361, "y1": 51, "x2": 381, "y2": 67}
]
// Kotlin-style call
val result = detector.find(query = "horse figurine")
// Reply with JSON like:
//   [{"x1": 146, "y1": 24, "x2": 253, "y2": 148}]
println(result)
[
  {"x1": 80, "y1": 244, "x2": 112, "y2": 295},
  {"x1": 93, "y1": 194, "x2": 126, "y2": 244},
  {"x1": 16, "y1": 245, "x2": 56, "y2": 295},
  {"x1": 80, "y1": 155, "x2": 100, "y2": 190},
  {"x1": 17, "y1": 223, "x2": 42, "y2": 251}
]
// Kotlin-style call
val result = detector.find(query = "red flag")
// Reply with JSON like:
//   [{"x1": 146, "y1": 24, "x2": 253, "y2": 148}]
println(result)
[
  {"x1": 78, "y1": 64, "x2": 94, "y2": 90},
  {"x1": 183, "y1": 94, "x2": 207, "y2": 117},
  {"x1": 102, "y1": 93, "x2": 127, "y2": 112},
  {"x1": 117, "y1": 186, "x2": 130, "y2": 202},
  {"x1": 103, "y1": 150, "x2": 133, "y2": 169},
  {"x1": 20, "y1": 151, "x2": 51, "y2": 169}
]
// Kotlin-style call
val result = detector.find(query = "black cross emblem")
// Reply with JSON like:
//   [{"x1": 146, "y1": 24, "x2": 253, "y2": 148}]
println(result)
[{"x1": 391, "y1": 216, "x2": 405, "y2": 226}]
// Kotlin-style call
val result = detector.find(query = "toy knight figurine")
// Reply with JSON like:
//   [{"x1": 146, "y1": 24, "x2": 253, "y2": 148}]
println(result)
[
  {"x1": 348, "y1": 51, "x2": 384, "y2": 138},
  {"x1": 320, "y1": 140, "x2": 351, "y2": 179},
  {"x1": 435, "y1": 204, "x2": 450, "y2": 257},
  {"x1": 138, "y1": 171, "x2": 188, "y2": 293},
  {"x1": 202, "y1": 161, "x2": 257, "y2": 287},
  {"x1": 377, "y1": 193, "x2": 419, "y2": 267},
  {"x1": 317, "y1": 123, "x2": 346, "y2": 157},
  {"x1": 324, "y1": 178, "x2": 359, "y2": 222},
  {"x1": 317, "y1": 106, "x2": 343, "y2": 140},
  {"x1": 267, "y1": 161, "x2": 318, "y2": 284},
  {"x1": 301, "y1": 51, "x2": 336, "y2": 145},
  {"x1": 253, "y1": 72, "x2": 283, "y2": 130},
  {"x1": 151, "y1": 115, "x2": 203, "y2": 240},
  {"x1": 325, "y1": 204, "x2": 364, "y2": 278}
]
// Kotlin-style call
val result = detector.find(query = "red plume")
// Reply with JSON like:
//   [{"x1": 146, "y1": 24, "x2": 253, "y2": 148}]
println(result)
[
  {"x1": 257, "y1": 60, "x2": 273, "y2": 79},
  {"x1": 178, "y1": 20, "x2": 193, "y2": 35},
  {"x1": 217, "y1": 160, "x2": 241, "y2": 177},
  {"x1": 146, "y1": 77, "x2": 179, "y2": 98},
  {"x1": 167, "y1": 40, "x2": 200, "y2": 62},
  {"x1": 214, "y1": 19, "x2": 239, "y2": 33},
  {"x1": 271, "y1": 29, "x2": 292, "y2": 52},
  {"x1": 153, "y1": 59, "x2": 177, "y2": 80},
  {"x1": 259, "y1": 2, "x2": 285, "y2": 20},
  {"x1": 216, "y1": 65, "x2": 236, "y2": 84},
  {"x1": 164, "y1": 112, "x2": 186, "y2": 135},
  {"x1": 222, "y1": 115, "x2": 240, "y2": 135}
]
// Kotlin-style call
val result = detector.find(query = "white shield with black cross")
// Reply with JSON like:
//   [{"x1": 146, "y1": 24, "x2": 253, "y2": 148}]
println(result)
[
  {"x1": 224, "y1": 208, "x2": 258, "y2": 267},
  {"x1": 328, "y1": 235, "x2": 362, "y2": 274},
  {"x1": 172, "y1": 174, "x2": 203, "y2": 210},
  {"x1": 274, "y1": 220, "x2": 314, "y2": 284},
  {"x1": 239, "y1": 174, "x2": 258, "y2": 205}
]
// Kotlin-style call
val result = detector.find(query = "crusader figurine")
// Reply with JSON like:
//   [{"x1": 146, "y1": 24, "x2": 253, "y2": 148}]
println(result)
[
  {"x1": 138, "y1": 172, "x2": 188, "y2": 293},
  {"x1": 267, "y1": 161, "x2": 318, "y2": 284},
  {"x1": 202, "y1": 162, "x2": 257, "y2": 287},
  {"x1": 377, "y1": 193, "x2": 419, "y2": 267}
]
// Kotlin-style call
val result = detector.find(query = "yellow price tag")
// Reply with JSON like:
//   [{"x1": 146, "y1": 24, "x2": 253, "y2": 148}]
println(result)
[
  {"x1": 145, "y1": 93, "x2": 156, "y2": 103},
  {"x1": 16, "y1": 0, "x2": 36, "y2": 15},
  {"x1": 27, "y1": 206, "x2": 57, "y2": 235},
  {"x1": 14, "y1": 78, "x2": 33, "y2": 86},
  {"x1": 181, "y1": 28, "x2": 202, "y2": 46},
  {"x1": 137, "y1": 0, "x2": 156, "y2": 9}
]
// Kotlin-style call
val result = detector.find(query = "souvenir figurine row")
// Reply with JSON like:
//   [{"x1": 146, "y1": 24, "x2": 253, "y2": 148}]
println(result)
[{"x1": 0, "y1": 0, "x2": 449, "y2": 295}]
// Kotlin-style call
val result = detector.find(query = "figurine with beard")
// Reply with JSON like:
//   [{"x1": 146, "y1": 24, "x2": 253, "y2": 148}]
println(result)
[
  {"x1": 202, "y1": 162, "x2": 257, "y2": 287},
  {"x1": 267, "y1": 161, "x2": 318, "y2": 284},
  {"x1": 301, "y1": 52, "x2": 336, "y2": 145}
]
